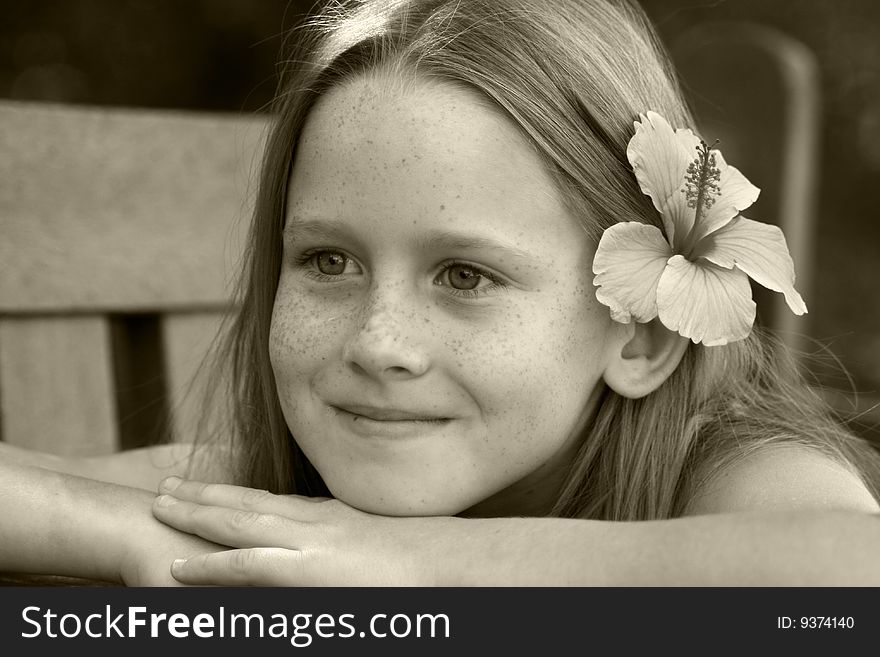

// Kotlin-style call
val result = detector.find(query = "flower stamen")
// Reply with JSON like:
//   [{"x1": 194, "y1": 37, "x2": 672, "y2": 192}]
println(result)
[{"x1": 679, "y1": 139, "x2": 721, "y2": 254}]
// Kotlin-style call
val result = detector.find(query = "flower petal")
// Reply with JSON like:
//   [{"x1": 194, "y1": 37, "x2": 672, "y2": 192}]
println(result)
[
  {"x1": 692, "y1": 150, "x2": 761, "y2": 243},
  {"x1": 695, "y1": 216, "x2": 807, "y2": 315},
  {"x1": 657, "y1": 255, "x2": 756, "y2": 346},
  {"x1": 627, "y1": 112, "x2": 700, "y2": 247},
  {"x1": 592, "y1": 221, "x2": 672, "y2": 323}
]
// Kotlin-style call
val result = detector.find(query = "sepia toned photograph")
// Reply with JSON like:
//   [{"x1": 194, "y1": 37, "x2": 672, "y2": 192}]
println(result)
[{"x1": 1, "y1": 0, "x2": 879, "y2": 602}]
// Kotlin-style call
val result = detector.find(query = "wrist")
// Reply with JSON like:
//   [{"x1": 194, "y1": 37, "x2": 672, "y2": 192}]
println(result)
[
  {"x1": 415, "y1": 516, "x2": 499, "y2": 586},
  {"x1": 429, "y1": 516, "x2": 613, "y2": 585},
  {"x1": 0, "y1": 463, "x2": 120, "y2": 581},
  {"x1": 54, "y1": 470, "x2": 157, "y2": 583}
]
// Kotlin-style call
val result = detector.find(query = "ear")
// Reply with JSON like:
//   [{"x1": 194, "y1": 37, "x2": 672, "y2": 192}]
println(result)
[{"x1": 602, "y1": 318, "x2": 689, "y2": 399}]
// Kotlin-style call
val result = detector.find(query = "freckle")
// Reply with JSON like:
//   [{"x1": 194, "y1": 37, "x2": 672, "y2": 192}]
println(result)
[{"x1": 440, "y1": 204, "x2": 445, "y2": 211}]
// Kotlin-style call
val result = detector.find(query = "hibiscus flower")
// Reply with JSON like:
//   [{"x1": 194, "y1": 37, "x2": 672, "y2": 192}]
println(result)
[{"x1": 592, "y1": 111, "x2": 807, "y2": 346}]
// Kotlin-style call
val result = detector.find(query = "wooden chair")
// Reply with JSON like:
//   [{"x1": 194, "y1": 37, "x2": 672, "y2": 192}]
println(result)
[
  {"x1": 0, "y1": 100, "x2": 268, "y2": 455},
  {"x1": 672, "y1": 23, "x2": 880, "y2": 443},
  {"x1": 671, "y1": 21, "x2": 821, "y2": 354}
]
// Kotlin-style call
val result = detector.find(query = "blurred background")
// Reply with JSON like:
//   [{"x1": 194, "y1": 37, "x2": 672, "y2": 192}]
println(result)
[{"x1": 1, "y1": 0, "x2": 878, "y2": 441}]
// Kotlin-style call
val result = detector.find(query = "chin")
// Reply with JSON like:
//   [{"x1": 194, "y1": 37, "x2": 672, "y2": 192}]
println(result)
[{"x1": 329, "y1": 482, "x2": 477, "y2": 517}]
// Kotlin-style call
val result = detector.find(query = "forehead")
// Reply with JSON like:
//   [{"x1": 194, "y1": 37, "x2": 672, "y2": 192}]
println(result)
[
  {"x1": 287, "y1": 73, "x2": 589, "y2": 260},
  {"x1": 293, "y1": 73, "x2": 551, "y2": 193},
  {"x1": 298, "y1": 72, "x2": 524, "y2": 166}
]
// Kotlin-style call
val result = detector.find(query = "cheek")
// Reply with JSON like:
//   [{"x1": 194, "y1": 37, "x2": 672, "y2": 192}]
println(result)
[
  {"x1": 268, "y1": 279, "x2": 347, "y2": 383},
  {"x1": 468, "y1": 292, "x2": 608, "y2": 439}
]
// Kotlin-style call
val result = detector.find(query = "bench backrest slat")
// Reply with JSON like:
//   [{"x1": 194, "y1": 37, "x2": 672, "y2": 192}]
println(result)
[
  {"x1": 0, "y1": 101, "x2": 266, "y2": 453},
  {"x1": 0, "y1": 102, "x2": 266, "y2": 313}
]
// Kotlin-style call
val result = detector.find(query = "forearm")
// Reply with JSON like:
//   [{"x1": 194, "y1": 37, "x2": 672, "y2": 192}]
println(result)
[
  {"x1": 0, "y1": 460, "x2": 152, "y2": 582},
  {"x1": 441, "y1": 511, "x2": 880, "y2": 586},
  {"x1": 0, "y1": 441, "x2": 90, "y2": 474},
  {"x1": 0, "y1": 442, "x2": 197, "y2": 491},
  {"x1": 146, "y1": 479, "x2": 880, "y2": 587}
]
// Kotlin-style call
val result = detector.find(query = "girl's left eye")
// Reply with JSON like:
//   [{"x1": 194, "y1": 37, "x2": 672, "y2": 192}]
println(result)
[
  {"x1": 297, "y1": 249, "x2": 361, "y2": 278},
  {"x1": 315, "y1": 251, "x2": 348, "y2": 275},
  {"x1": 434, "y1": 262, "x2": 506, "y2": 297}
]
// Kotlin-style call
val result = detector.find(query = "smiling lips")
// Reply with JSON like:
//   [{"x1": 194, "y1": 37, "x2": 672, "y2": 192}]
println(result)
[
  {"x1": 333, "y1": 403, "x2": 450, "y2": 423},
  {"x1": 330, "y1": 403, "x2": 452, "y2": 439}
]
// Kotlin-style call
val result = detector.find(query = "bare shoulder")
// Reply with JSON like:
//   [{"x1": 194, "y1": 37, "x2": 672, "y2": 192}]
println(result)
[{"x1": 683, "y1": 444, "x2": 880, "y2": 516}]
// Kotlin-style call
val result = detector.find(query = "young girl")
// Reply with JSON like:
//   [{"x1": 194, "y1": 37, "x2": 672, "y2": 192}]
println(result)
[{"x1": 3, "y1": 0, "x2": 880, "y2": 586}]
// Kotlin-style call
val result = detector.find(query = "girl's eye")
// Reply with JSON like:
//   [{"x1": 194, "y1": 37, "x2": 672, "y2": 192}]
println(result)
[
  {"x1": 316, "y1": 250, "x2": 348, "y2": 275},
  {"x1": 435, "y1": 262, "x2": 506, "y2": 297},
  {"x1": 445, "y1": 264, "x2": 481, "y2": 290},
  {"x1": 296, "y1": 249, "x2": 361, "y2": 278}
]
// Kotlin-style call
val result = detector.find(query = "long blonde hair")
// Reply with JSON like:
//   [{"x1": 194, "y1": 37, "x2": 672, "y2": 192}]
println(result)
[{"x1": 207, "y1": 0, "x2": 880, "y2": 519}]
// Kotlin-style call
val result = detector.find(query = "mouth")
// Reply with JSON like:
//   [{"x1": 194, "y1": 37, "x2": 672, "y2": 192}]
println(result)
[
  {"x1": 331, "y1": 404, "x2": 450, "y2": 423},
  {"x1": 328, "y1": 404, "x2": 453, "y2": 437}
]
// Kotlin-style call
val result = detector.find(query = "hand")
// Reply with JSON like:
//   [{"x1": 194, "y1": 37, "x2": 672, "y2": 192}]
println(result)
[
  {"x1": 0, "y1": 458, "x2": 229, "y2": 586},
  {"x1": 151, "y1": 478, "x2": 470, "y2": 586},
  {"x1": 119, "y1": 507, "x2": 230, "y2": 587}
]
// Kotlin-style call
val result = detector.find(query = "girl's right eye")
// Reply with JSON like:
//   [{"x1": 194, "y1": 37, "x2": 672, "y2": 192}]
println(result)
[{"x1": 296, "y1": 249, "x2": 362, "y2": 279}]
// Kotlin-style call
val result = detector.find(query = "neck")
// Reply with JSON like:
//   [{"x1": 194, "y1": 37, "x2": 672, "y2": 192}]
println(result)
[
  {"x1": 460, "y1": 464, "x2": 568, "y2": 518},
  {"x1": 460, "y1": 389, "x2": 603, "y2": 519}
]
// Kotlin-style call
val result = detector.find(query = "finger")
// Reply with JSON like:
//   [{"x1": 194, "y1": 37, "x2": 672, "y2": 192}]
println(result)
[
  {"x1": 152, "y1": 495, "x2": 311, "y2": 549},
  {"x1": 170, "y1": 548, "x2": 305, "y2": 586},
  {"x1": 158, "y1": 478, "x2": 323, "y2": 517},
  {"x1": 158, "y1": 478, "x2": 275, "y2": 510}
]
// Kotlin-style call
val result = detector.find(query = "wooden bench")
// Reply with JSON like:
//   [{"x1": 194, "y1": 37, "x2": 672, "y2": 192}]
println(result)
[
  {"x1": 0, "y1": 100, "x2": 268, "y2": 454},
  {"x1": 3, "y1": 23, "x2": 872, "y2": 456}
]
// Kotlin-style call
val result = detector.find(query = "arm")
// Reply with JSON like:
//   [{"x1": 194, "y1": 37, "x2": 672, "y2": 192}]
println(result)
[
  {"x1": 0, "y1": 459, "x2": 224, "y2": 585},
  {"x1": 0, "y1": 441, "x2": 226, "y2": 491},
  {"x1": 151, "y1": 447, "x2": 880, "y2": 586},
  {"x1": 155, "y1": 497, "x2": 880, "y2": 586},
  {"x1": 445, "y1": 509, "x2": 880, "y2": 586}
]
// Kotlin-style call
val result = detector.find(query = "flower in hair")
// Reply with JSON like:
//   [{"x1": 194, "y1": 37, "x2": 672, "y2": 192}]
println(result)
[{"x1": 592, "y1": 111, "x2": 807, "y2": 346}]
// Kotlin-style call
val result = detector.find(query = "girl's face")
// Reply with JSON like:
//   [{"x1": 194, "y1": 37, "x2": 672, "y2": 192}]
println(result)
[{"x1": 270, "y1": 74, "x2": 618, "y2": 516}]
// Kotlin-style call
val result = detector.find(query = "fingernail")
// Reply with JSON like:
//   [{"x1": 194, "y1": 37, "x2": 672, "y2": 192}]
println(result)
[
  {"x1": 155, "y1": 494, "x2": 178, "y2": 508},
  {"x1": 171, "y1": 559, "x2": 187, "y2": 573},
  {"x1": 160, "y1": 476, "x2": 181, "y2": 492}
]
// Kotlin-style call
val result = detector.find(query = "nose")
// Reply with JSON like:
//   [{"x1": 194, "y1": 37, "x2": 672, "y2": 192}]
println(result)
[{"x1": 342, "y1": 297, "x2": 430, "y2": 380}]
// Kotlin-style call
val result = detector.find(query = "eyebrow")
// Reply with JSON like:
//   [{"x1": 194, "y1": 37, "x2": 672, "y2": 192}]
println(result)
[
  {"x1": 284, "y1": 218, "x2": 536, "y2": 263},
  {"x1": 417, "y1": 230, "x2": 535, "y2": 264},
  {"x1": 283, "y1": 219, "x2": 345, "y2": 241}
]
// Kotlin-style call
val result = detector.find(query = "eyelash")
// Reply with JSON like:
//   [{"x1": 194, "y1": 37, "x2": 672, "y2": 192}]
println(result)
[
  {"x1": 294, "y1": 250, "x2": 508, "y2": 298},
  {"x1": 435, "y1": 259, "x2": 508, "y2": 298},
  {"x1": 294, "y1": 249, "x2": 360, "y2": 282}
]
